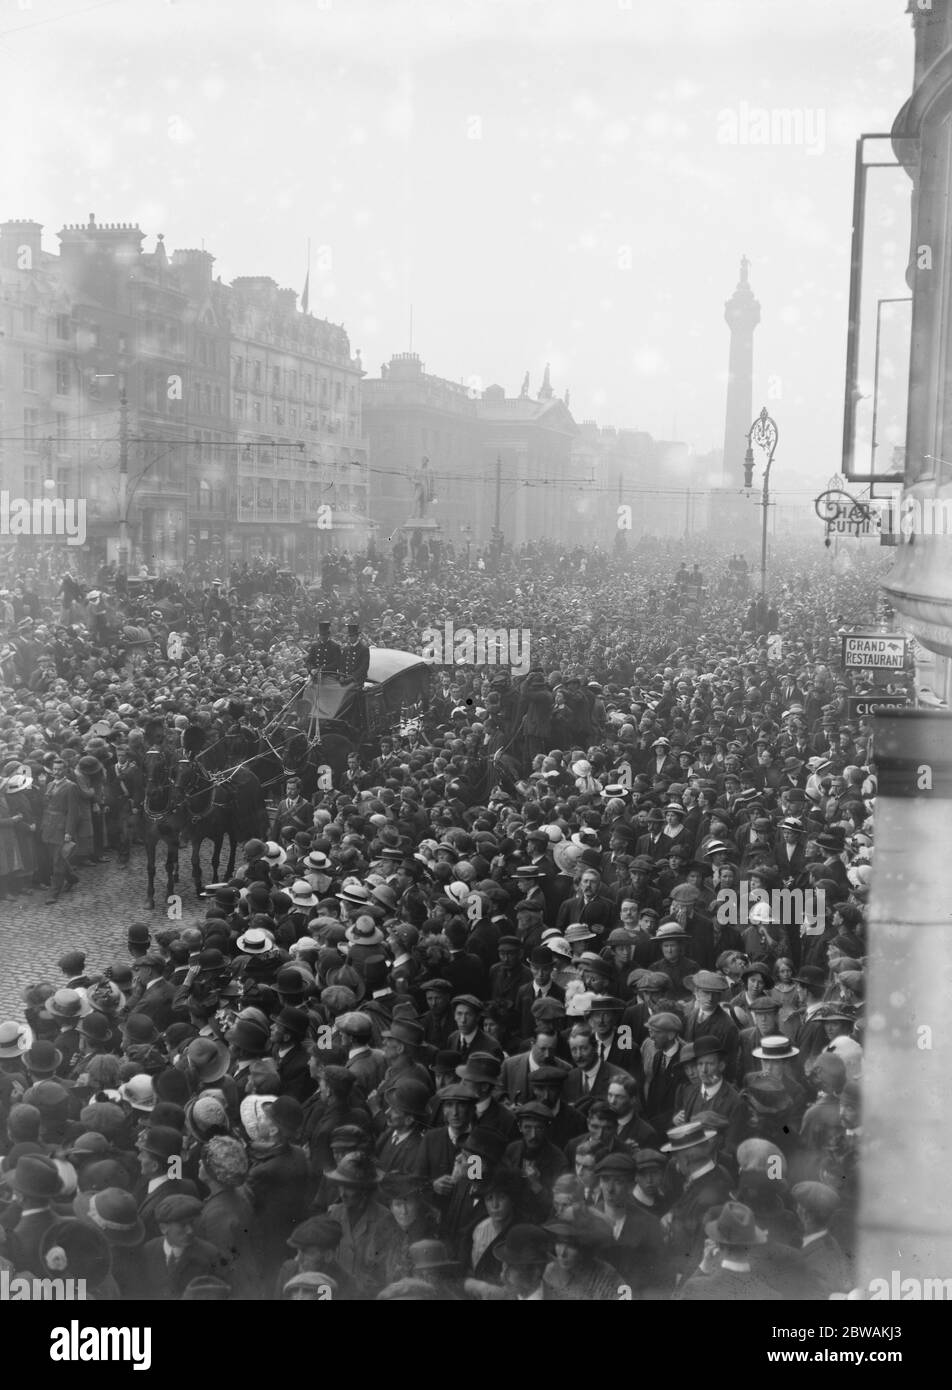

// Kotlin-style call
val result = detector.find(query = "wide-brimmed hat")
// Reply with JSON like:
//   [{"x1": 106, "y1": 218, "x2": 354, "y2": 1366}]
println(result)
[
  {"x1": 263, "y1": 840, "x2": 287, "y2": 865},
  {"x1": 119, "y1": 1074, "x2": 155, "y2": 1112},
  {"x1": 289, "y1": 880, "x2": 319, "y2": 907},
  {"x1": 336, "y1": 883, "x2": 372, "y2": 907},
  {"x1": 661, "y1": 1121, "x2": 718, "y2": 1153},
  {"x1": 564, "y1": 923, "x2": 597, "y2": 944},
  {"x1": 25, "y1": 1039, "x2": 62, "y2": 1075},
  {"x1": 73, "y1": 1187, "x2": 145, "y2": 1247},
  {"x1": 455, "y1": 1052, "x2": 501, "y2": 1084},
  {"x1": 236, "y1": 926, "x2": 275, "y2": 954},
  {"x1": 654, "y1": 922, "x2": 690, "y2": 943},
  {"x1": 182, "y1": 1035, "x2": 231, "y2": 1083},
  {"x1": 705, "y1": 1201, "x2": 767, "y2": 1247},
  {"x1": 380, "y1": 1018, "x2": 424, "y2": 1047},
  {"x1": 7, "y1": 1153, "x2": 63, "y2": 1199},
  {"x1": 45, "y1": 988, "x2": 92, "y2": 1020},
  {"x1": 0, "y1": 1020, "x2": 33, "y2": 1058},
  {"x1": 751, "y1": 1034, "x2": 800, "y2": 1061},
  {"x1": 345, "y1": 917, "x2": 385, "y2": 947},
  {"x1": 325, "y1": 1151, "x2": 384, "y2": 1188}
]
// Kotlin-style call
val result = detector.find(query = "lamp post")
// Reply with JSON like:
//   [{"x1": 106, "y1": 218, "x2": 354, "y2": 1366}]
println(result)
[{"x1": 743, "y1": 405, "x2": 779, "y2": 608}]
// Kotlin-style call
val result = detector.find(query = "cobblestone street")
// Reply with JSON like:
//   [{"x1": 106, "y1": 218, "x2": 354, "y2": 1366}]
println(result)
[{"x1": 0, "y1": 849, "x2": 207, "y2": 1020}]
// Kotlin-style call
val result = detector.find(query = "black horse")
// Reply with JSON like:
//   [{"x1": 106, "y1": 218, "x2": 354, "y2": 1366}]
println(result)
[
  {"x1": 174, "y1": 737, "x2": 268, "y2": 897},
  {"x1": 140, "y1": 748, "x2": 183, "y2": 911}
]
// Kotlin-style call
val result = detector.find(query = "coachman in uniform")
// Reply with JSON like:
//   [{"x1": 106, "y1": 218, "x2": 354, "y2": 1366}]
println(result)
[
  {"x1": 339, "y1": 621, "x2": 371, "y2": 687},
  {"x1": 306, "y1": 619, "x2": 344, "y2": 679}
]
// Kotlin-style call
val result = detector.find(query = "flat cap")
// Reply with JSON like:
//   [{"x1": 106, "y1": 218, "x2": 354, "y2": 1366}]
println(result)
[{"x1": 155, "y1": 1194, "x2": 203, "y2": 1225}]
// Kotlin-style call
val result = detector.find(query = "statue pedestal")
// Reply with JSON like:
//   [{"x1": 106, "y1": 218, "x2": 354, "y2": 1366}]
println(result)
[{"x1": 401, "y1": 516, "x2": 441, "y2": 535}]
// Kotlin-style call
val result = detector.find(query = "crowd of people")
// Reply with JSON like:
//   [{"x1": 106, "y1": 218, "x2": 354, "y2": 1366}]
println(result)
[{"x1": 0, "y1": 536, "x2": 896, "y2": 1300}]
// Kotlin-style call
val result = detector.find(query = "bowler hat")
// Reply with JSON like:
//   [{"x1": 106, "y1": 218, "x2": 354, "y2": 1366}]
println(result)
[{"x1": 141, "y1": 1126, "x2": 183, "y2": 1161}]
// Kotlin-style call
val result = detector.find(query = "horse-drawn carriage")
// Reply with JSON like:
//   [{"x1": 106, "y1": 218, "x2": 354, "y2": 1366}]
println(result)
[
  {"x1": 135, "y1": 647, "x2": 433, "y2": 906},
  {"x1": 290, "y1": 647, "x2": 433, "y2": 750}
]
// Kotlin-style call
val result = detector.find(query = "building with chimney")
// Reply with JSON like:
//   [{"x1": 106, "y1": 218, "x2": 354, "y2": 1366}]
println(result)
[{"x1": 0, "y1": 215, "x2": 369, "y2": 571}]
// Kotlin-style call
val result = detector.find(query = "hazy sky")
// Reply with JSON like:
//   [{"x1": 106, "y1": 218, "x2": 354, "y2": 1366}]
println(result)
[{"x1": 1, "y1": 0, "x2": 912, "y2": 495}]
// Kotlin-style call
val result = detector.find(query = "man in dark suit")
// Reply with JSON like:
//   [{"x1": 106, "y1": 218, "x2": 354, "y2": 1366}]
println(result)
[
  {"x1": 413, "y1": 1084, "x2": 478, "y2": 1197},
  {"x1": 514, "y1": 947, "x2": 565, "y2": 1039},
  {"x1": 270, "y1": 1006, "x2": 313, "y2": 1103},
  {"x1": 677, "y1": 1201, "x2": 783, "y2": 1301},
  {"x1": 500, "y1": 1027, "x2": 571, "y2": 1104},
  {"x1": 524, "y1": 827, "x2": 563, "y2": 921},
  {"x1": 5, "y1": 1155, "x2": 61, "y2": 1275},
  {"x1": 585, "y1": 996, "x2": 643, "y2": 1083},
  {"x1": 487, "y1": 937, "x2": 531, "y2": 1014},
  {"x1": 270, "y1": 774, "x2": 310, "y2": 840},
  {"x1": 782, "y1": 966, "x2": 832, "y2": 1068},
  {"x1": 634, "y1": 810, "x2": 668, "y2": 861},
  {"x1": 127, "y1": 952, "x2": 176, "y2": 1032},
  {"x1": 525, "y1": 1067, "x2": 587, "y2": 1152},
  {"x1": 455, "y1": 1053, "x2": 517, "y2": 1139},
  {"x1": 562, "y1": 1023, "x2": 629, "y2": 1108},
  {"x1": 446, "y1": 996, "x2": 503, "y2": 1061},
  {"x1": 791, "y1": 1181, "x2": 851, "y2": 1298},
  {"x1": 677, "y1": 1037, "x2": 744, "y2": 1155},
  {"x1": 661, "y1": 1121, "x2": 734, "y2": 1283},
  {"x1": 599, "y1": 823, "x2": 637, "y2": 890},
  {"x1": 442, "y1": 922, "x2": 489, "y2": 998},
  {"x1": 40, "y1": 756, "x2": 82, "y2": 903},
  {"x1": 141, "y1": 1193, "x2": 225, "y2": 1300},
  {"x1": 680, "y1": 971, "x2": 741, "y2": 1082},
  {"x1": 555, "y1": 867, "x2": 615, "y2": 935},
  {"x1": 503, "y1": 1102, "x2": 570, "y2": 1199},
  {"x1": 640, "y1": 1011, "x2": 685, "y2": 1130},
  {"x1": 137, "y1": 1126, "x2": 201, "y2": 1241}
]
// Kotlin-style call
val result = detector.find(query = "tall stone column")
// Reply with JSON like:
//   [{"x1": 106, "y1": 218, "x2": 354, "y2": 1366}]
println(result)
[{"x1": 723, "y1": 256, "x2": 761, "y2": 484}]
